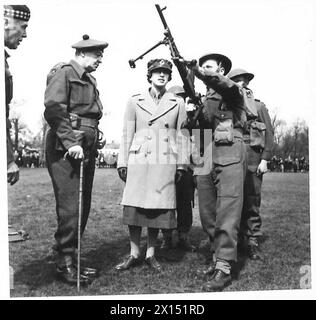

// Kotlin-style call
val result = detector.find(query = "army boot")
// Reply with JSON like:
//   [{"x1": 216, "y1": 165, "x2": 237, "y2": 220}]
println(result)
[
  {"x1": 56, "y1": 254, "x2": 92, "y2": 286},
  {"x1": 202, "y1": 259, "x2": 232, "y2": 292},
  {"x1": 247, "y1": 237, "x2": 262, "y2": 260},
  {"x1": 203, "y1": 250, "x2": 216, "y2": 276}
]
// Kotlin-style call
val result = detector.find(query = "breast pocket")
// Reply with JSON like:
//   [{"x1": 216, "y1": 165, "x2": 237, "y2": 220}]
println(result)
[
  {"x1": 129, "y1": 143, "x2": 142, "y2": 153},
  {"x1": 69, "y1": 78, "x2": 92, "y2": 106}
]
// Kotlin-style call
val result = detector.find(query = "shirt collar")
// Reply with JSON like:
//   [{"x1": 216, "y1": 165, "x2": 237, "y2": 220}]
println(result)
[
  {"x1": 149, "y1": 86, "x2": 166, "y2": 101},
  {"x1": 69, "y1": 59, "x2": 86, "y2": 79}
]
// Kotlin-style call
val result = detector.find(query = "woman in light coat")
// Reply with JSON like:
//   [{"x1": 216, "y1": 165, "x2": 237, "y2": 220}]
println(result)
[{"x1": 115, "y1": 59, "x2": 188, "y2": 272}]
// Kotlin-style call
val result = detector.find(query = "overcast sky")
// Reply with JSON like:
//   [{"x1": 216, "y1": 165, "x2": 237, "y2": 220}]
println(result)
[{"x1": 5, "y1": 0, "x2": 316, "y2": 142}]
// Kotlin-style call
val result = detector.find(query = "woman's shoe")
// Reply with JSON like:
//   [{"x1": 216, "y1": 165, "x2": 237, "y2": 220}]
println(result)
[
  {"x1": 145, "y1": 256, "x2": 162, "y2": 272},
  {"x1": 115, "y1": 255, "x2": 141, "y2": 271}
]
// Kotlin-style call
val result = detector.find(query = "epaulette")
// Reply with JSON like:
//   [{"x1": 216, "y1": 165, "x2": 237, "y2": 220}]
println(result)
[{"x1": 46, "y1": 62, "x2": 71, "y2": 85}]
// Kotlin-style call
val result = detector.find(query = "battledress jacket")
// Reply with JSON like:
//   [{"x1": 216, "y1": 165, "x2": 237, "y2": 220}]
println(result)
[
  {"x1": 44, "y1": 59, "x2": 103, "y2": 150},
  {"x1": 246, "y1": 98, "x2": 274, "y2": 173},
  {"x1": 189, "y1": 69, "x2": 246, "y2": 175},
  {"x1": 117, "y1": 90, "x2": 188, "y2": 209},
  {"x1": 254, "y1": 99, "x2": 274, "y2": 161}
]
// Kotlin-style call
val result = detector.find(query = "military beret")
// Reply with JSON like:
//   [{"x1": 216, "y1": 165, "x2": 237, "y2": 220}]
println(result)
[
  {"x1": 198, "y1": 53, "x2": 232, "y2": 75},
  {"x1": 227, "y1": 68, "x2": 254, "y2": 82},
  {"x1": 71, "y1": 34, "x2": 108, "y2": 51},
  {"x1": 4, "y1": 5, "x2": 31, "y2": 21},
  {"x1": 147, "y1": 59, "x2": 173, "y2": 73}
]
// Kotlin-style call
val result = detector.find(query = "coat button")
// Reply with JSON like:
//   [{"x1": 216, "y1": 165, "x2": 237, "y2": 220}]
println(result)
[
  {"x1": 147, "y1": 136, "x2": 152, "y2": 140},
  {"x1": 165, "y1": 123, "x2": 169, "y2": 128},
  {"x1": 147, "y1": 150, "x2": 151, "y2": 154},
  {"x1": 148, "y1": 121, "x2": 152, "y2": 126},
  {"x1": 164, "y1": 137, "x2": 168, "y2": 142},
  {"x1": 221, "y1": 114, "x2": 224, "y2": 118}
]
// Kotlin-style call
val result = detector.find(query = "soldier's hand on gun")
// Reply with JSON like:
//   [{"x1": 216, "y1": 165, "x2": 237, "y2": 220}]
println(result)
[
  {"x1": 7, "y1": 161, "x2": 19, "y2": 185},
  {"x1": 68, "y1": 145, "x2": 84, "y2": 159},
  {"x1": 257, "y1": 159, "x2": 268, "y2": 176},
  {"x1": 118, "y1": 167, "x2": 127, "y2": 182},
  {"x1": 185, "y1": 97, "x2": 196, "y2": 113}
]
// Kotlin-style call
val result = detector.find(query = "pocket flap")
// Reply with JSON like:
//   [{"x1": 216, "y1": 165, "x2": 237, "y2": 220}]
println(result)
[{"x1": 129, "y1": 144, "x2": 141, "y2": 152}]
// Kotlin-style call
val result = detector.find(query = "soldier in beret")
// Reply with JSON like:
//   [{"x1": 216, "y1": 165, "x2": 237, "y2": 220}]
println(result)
[
  {"x1": 116, "y1": 59, "x2": 188, "y2": 272},
  {"x1": 4, "y1": 5, "x2": 31, "y2": 185},
  {"x1": 184, "y1": 53, "x2": 247, "y2": 291},
  {"x1": 228, "y1": 69, "x2": 274, "y2": 260},
  {"x1": 44, "y1": 35, "x2": 108, "y2": 285}
]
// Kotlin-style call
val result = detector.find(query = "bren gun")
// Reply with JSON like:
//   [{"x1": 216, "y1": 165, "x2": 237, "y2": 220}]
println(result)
[{"x1": 128, "y1": 4, "x2": 204, "y2": 128}]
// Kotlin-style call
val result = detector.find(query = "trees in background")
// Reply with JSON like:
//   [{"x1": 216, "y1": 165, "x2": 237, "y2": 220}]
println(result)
[
  {"x1": 271, "y1": 115, "x2": 309, "y2": 160},
  {"x1": 9, "y1": 103, "x2": 309, "y2": 168}
]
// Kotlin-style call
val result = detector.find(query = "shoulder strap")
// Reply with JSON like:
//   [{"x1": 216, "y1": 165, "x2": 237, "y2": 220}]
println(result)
[{"x1": 46, "y1": 62, "x2": 71, "y2": 85}]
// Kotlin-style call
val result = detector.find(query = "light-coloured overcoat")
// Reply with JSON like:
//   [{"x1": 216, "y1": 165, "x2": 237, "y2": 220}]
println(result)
[{"x1": 118, "y1": 89, "x2": 188, "y2": 209}]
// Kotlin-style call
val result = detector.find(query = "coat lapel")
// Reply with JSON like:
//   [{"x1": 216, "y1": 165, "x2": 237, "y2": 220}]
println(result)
[
  {"x1": 136, "y1": 90, "x2": 158, "y2": 116},
  {"x1": 149, "y1": 92, "x2": 178, "y2": 122}
]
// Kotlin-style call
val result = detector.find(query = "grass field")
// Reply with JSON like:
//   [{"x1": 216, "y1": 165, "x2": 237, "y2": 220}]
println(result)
[{"x1": 8, "y1": 168, "x2": 310, "y2": 297}]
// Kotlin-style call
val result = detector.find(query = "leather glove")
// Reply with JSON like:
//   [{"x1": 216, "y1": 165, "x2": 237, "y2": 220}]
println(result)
[
  {"x1": 118, "y1": 167, "x2": 127, "y2": 182},
  {"x1": 175, "y1": 169, "x2": 185, "y2": 184}
]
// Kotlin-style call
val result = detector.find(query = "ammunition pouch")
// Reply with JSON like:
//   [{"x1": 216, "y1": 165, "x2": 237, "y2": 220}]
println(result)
[
  {"x1": 214, "y1": 110, "x2": 234, "y2": 145},
  {"x1": 249, "y1": 121, "x2": 266, "y2": 149}
]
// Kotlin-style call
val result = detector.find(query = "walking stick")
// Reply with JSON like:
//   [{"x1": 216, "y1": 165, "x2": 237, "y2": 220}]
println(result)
[
  {"x1": 63, "y1": 150, "x2": 84, "y2": 292},
  {"x1": 77, "y1": 156, "x2": 84, "y2": 292}
]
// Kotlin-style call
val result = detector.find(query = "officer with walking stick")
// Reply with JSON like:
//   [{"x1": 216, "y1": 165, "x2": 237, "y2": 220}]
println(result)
[{"x1": 44, "y1": 35, "x2": 108, "y2": 286}]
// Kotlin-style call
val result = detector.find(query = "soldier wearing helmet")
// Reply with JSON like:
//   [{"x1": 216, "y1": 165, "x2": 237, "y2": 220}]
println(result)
[
  {"x1": 184, "y1": 53, "x2": 247, "y2": 291},
  {"x1": 228, "y1": 68, "x2": 274, "y2": 260}
]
